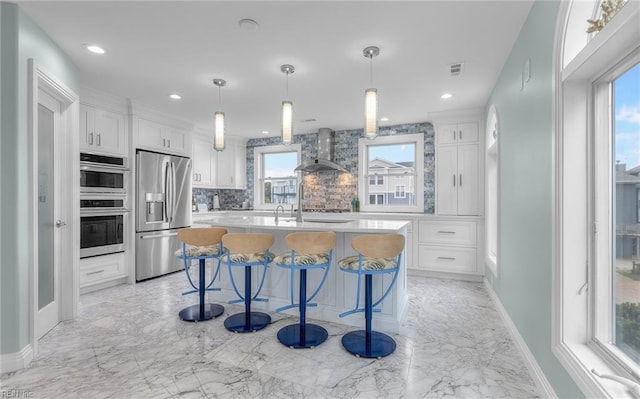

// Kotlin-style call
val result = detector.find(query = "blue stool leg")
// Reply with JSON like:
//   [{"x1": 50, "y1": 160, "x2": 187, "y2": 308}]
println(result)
[
  {"x1": 179, "y1": 258, "x2": 224, "y2": 322},
  {"x1": 300, "y1": 269, "x2": 307, "y2": 345},
  {"x1": 224, "y1": 264, "x2": 271, "y2": 333},
  {"x1": 277, "y1": 268, "x2": 328, "y2": 348},
  {"x1": 341, "y1": 274, "x2": 397, "y2": 358}
]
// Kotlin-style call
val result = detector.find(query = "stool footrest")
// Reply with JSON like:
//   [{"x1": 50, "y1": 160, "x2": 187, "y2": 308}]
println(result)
[{"x1": 339, "y1": 307, "x2": 381, "y2": 318}]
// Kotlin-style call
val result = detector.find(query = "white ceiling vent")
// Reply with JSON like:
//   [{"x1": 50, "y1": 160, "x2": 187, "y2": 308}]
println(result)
[{"x1": 449, "y1": 63, "x2": 464, "y2": 76}]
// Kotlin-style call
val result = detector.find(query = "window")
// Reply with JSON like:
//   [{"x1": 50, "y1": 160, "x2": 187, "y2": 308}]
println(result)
[
  {"x1": 594, "y1": 61, "x2": 640, "y2": 367},
  {"x1": 554, "y1": 1, "x2": 640, "y2": 397},
  {"x1": 369, "y1": 194, "x2": 385, "y2": 205},
  {"x1": 253, "y1": 144, "x2": 301, "y2": 209},
  {"x1": 358, "y1": 133, "x2": 424, "y2": 212}
]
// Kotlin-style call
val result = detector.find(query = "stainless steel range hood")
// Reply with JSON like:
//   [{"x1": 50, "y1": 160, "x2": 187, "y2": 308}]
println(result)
[{"x1": 294, "y1": 128, "x2": 347, "y2": 173}]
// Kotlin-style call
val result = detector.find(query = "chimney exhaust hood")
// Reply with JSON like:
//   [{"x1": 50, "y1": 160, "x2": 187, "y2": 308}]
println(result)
[{"x1": 294, "y1": 128, "x2": 347, "y2": 173}]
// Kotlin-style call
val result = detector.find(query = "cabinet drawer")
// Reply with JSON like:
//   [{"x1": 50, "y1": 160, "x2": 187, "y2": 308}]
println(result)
[
  {"x1": 418, "y1": 220, "x2": 476, "y2": 245},
  {"x1": 80, "y1": 253, "x2": 126, "y2": 286},
  {"x1": 417, "y1": 245, "x2": 477, "y2": 274}
]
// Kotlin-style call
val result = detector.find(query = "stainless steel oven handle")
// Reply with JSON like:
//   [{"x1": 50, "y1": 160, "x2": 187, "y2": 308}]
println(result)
[
  {"x1": 139, "y1": 232, "x2": 178, "y2": 240},
  {"x1": 80, "y1": 162, "x2": 129, "y2": 172},
  {"x1": 80, "y1": 209, "x2": 130, "y2": 216}
]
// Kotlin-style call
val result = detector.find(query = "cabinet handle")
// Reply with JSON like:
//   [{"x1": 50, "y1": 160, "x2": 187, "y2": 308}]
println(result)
[
  {"x1": 198, "y1": 173, "x2": 201, "y2": 181},
  {"x1": 96, "y1": 133, "x2": 101, "y2": 146},
  {"x1": 437, "y1": 231, "x2": 456, "y2": 234},
  {"x1": 453, "y1": 174, "x2": 456, "y2": 187},
  {"x1": 162, "y1": 138, "x2": 166, "y2": 147},
  {"x1": 459, "y1": 130, "x2": 462, "y2": 140},
  {"x1": 167, "y1": 139, "x2": 171, "y2": 148},
  {"x1": 452, "y1": 131, "x2": 456, "y2": 141},
  {"x1": 437, "y1": 257, "x2": 456, "y2": 261},
  {"x1": 86, "y1": 269, "x2": 105, "y2": 276},
  {"x1": 88, "y1": 133, "x2": 94, "y2": 145},
  {"x1": 459, "y1": 174, "x2": 462, "y2": 186}
]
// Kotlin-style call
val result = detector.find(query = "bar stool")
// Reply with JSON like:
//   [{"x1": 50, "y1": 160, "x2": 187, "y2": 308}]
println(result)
[
  {"x1": 338, "y1": 234, "x2": 405, "y2": 358},
  {"x1": 175, "y1": 227, "x2": 227, "y2": 322},
  {"x1": 273, "y1": 231, "x2": 336, "y2": 349},
  {"x1": 221, "y1": 233, "x2": 274, "y2": 333}
]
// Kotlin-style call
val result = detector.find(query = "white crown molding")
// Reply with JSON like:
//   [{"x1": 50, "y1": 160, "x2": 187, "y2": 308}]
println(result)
[
  {"x1": 427, "y1": 107, "x2": 484, "y2": 125},
  {"x1": 79, "y1": 86, "x2": 128, "y2": 114},
  {"x1": 0, "y1": 344, "x2": 33, "y2": 374},
  {"x1": 128, "y1": 99, "x2": 195, "y2": 132},
  {"x1": 484, "y1": 278, "x2": 558, "y2": 399}
]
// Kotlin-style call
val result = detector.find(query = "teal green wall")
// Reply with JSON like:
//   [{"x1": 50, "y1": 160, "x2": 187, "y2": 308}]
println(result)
[
  {"x1": 485, "y1": 1, "x2": 583, "y2": 398},
  {"x1": 0, "y1": 2, "x2": 79, "y2": 355}
]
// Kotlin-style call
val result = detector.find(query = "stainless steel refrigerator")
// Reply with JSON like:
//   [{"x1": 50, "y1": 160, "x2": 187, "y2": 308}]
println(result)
[{"x1": 135, "y1": 150, "x2": 192, "y2": 281}]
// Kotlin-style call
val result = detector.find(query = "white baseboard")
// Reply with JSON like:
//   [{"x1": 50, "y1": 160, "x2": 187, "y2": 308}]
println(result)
[
  {"x1": 483, "y1": 278, "x2": 557, "y2": 399},
  {"x1": 0, "y1": 344, "x2": 33, "y2": 374}
]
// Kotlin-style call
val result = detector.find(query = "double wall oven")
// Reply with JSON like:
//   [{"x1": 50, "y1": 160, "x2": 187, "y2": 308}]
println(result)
[{"x1": 80, "y1": 153, "x2": 130, "y2": 259}]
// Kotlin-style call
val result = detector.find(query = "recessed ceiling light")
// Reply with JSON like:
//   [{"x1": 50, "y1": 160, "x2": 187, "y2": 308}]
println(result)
[
  {"x1": 261, "y1": 130, "x2": 270, "y2": 134},
  {"x1": 168, "y1": 93, "x2": 182, "y2": 100},
  {"x1": 441, "y1": 93, "x2": 453, "y2": 99},
  {"x1": 85, "y1": 44, "x2": 106, "y2": 54},
  {"x1": 380, "y1": 117, "x2": 389, "y2": 122},
  {"x1": 238, "y1": 18, "x2": 259, "y2": 30}
]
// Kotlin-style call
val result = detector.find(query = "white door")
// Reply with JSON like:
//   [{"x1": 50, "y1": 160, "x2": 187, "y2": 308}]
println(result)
[{"x1": 36, "y1": 89, "x2": 62, "y2": 339}]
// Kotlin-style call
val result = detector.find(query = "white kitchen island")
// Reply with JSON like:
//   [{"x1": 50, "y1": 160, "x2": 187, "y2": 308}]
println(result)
[{"x1": 195, "y1": 214, "x2": 409, "y2": 333}]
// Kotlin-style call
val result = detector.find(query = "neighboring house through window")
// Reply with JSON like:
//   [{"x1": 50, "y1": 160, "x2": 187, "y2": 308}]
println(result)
[{"x1": 358, "y1": 133, "x2": 424, "y2": 212}]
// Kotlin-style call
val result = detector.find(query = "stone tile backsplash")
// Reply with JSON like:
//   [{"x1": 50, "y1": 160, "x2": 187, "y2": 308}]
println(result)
[
  {"x1": 192, "y1": 188, "x2": 246, "y2": 211},
  {"x1": 245, "y1": 122, "x2": 435, "y2": 213}
]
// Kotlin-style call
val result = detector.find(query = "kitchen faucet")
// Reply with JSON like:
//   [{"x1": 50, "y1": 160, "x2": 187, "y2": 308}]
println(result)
[
  {"x1": 296, "y1": 182, "x2": 304, "y2": 222},
  {"x1": 274, "y1": 205, "x2": 285, "y2": 223}
]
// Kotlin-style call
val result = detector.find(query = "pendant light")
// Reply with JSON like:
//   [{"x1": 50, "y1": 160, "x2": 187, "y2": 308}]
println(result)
[
  {"x1": 213, "y1": 78, "x2": 226, "y2": 151},
  {"x1": 280, "y1": 64, "x2": 295, "y2": 145},
  {"x1": 363, "y1": 46, "x2": 380, "y2": 140}
]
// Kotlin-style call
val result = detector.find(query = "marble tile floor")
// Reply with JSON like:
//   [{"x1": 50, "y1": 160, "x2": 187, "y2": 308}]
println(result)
[{"x1": 1, "y1": 273, "x2": 539, "y2": 398}]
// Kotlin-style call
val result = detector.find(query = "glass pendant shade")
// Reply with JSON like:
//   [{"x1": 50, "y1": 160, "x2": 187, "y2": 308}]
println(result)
[
  {"x1": 365, "y1": 88, "x2": 378, "y2": 139},
  {"x1": 281, "y1": 100, "x2": 293, "y2": 145},
  {"x1": 214, "y1": 111, "x2": 225, "y2": 151}
]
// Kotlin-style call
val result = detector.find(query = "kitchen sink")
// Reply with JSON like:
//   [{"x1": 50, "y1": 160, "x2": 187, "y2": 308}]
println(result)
[{"x1": 304, "y1": 219, "x2": 354, "y2": 224}]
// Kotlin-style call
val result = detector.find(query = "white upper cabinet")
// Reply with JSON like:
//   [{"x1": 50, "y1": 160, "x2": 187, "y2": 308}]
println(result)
[
  {"x1": 191, "y1": 134, "x2": 246, "y2": 189},
  {"x1": 136, "y1": 118, "x2": 190, "y2": 156},
  {"x1": 436, "y1": 122, "x2": 479, "y2": 145},
  {"x1": 79, "y1": 104, "x2": 127, "y2": 156},
  {"x1": 192, "y1": 135, "x2": 215, "y2": 187}
]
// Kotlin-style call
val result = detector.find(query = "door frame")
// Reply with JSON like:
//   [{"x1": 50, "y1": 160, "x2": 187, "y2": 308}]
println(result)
[{"x1": 28, "y1": 59, "x2": 79, "y2": 355}]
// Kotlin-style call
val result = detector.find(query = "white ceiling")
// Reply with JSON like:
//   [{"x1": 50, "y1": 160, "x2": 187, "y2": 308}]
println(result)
[{"x1": 16, "y1": 1, "x2": 533, "y2": 139}]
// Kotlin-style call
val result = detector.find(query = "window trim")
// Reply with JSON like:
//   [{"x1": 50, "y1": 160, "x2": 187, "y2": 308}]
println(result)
[
  {"x1": 358, "y1": 133, "x2": 424, "y2": 213},
  {"x1": 252, "y1": 143, "x2": 301, "y2": 210},
  {"x1": 485, "y1": 104, "x2": 500, "y2": 278},
  {"x1": 553, "y1": 1, "x2": 640, "y2": 398}
]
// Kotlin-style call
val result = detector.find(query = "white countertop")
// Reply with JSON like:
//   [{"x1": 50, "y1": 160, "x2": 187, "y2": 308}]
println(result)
[{"x1": 196, "y1": 214, "x2": 409, "y2": 233}]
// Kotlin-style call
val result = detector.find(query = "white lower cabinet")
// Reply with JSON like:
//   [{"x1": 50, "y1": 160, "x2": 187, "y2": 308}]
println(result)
[
  {"x1": 80, "y1": 252, "x2": 127, "y2": 291},
  {"x1": 414, "y1": 218, "x2": 481, "y2": 277},
  {"x1": 417, "y1": 246, "x2": 477, "y2": 274}
]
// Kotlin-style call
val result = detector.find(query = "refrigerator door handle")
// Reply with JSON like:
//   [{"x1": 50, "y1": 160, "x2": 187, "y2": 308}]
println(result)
[
  {"x1": 170, "y1": 162, "x2": 177, "y2": 224},
  {"x1": 163, "y1": 161, "x2": 170, "y2": 223}
]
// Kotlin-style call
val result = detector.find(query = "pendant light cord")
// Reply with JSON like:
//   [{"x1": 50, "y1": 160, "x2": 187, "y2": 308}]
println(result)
[
  {"x1": 285, "y1": 71, "x2": 290, "y2": 98},
  {"x1": 369, "y1": 55, "x2": 374, "y2": 85}
]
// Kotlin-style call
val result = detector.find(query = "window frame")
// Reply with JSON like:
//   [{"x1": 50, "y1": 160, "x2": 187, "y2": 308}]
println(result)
[
  {"x1": 553, "y1": 1, "x2": 640, "y2": 397},
  {"x1": 252, "y1": 143, "x2": 302, "y2": 210},
  {"x1": 358, "y1": 133, "x2": 424, "y2": 213}
]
